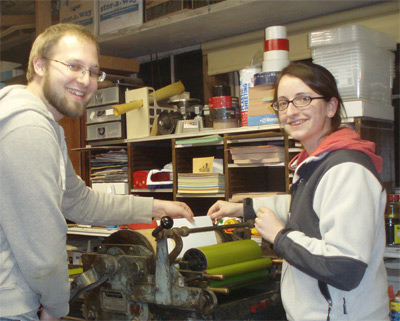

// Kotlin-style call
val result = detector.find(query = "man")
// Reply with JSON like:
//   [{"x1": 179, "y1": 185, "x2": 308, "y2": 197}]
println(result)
[{"x1": 0, "y1": 23, "x2": 194, "y2": 321}]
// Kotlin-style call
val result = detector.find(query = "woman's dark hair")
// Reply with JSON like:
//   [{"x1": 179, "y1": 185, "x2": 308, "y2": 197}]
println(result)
[{"x1": 274, "y1": 62, "x2": 345, "y2": 133}]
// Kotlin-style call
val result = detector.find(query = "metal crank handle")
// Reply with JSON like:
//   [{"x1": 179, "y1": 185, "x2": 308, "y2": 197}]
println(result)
[
  {"x1": 178, "y1": 220, "x2": 255, "y2": 236},
  {"x1": 152, "y1": 216, "x2": 174, "y2": 237}
]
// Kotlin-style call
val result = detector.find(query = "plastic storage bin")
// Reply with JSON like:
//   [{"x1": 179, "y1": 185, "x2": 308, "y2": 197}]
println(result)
[
  {"x1": 312, "y1": 42, "x2": 395, "y2": 103},
  {"x1": 309, "y1": 24, "x2": 396, "y2": 50}
]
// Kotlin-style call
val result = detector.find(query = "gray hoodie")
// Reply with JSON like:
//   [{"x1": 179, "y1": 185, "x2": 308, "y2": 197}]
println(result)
[{"x1": 0, "y1": 85, "x2": 153, "y2": 318}]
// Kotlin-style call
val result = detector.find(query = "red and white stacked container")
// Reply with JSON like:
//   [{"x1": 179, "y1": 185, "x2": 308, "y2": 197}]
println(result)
[{"x1": 262, "y1": 26, "x2": 290, "y2": 73}]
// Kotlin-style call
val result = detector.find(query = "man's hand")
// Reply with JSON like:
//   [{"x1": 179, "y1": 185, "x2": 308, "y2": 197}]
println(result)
[{"x1": 152, "y1": 199, "x2": 194, "y2": 223}]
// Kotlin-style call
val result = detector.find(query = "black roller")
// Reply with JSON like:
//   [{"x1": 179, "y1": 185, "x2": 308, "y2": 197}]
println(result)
[{"x1": 181, "y1": 248, "x2": 208, "y2": 271}]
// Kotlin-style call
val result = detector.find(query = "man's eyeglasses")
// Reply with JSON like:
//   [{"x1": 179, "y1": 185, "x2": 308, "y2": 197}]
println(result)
[
  {"x1": 272, "y1": 96, "x2": 329, "y2": 112},
  {"x1": 43, "y1": 57, "x2": 106, "y2": 82}
]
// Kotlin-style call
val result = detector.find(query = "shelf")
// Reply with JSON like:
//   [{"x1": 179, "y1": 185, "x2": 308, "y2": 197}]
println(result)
[
  {"x1": 131, "y1": 188, "x2": 173, "y2": 193},
  {"x1": 228, "y1": 162, "x2": 285, "y2": 168},
  {"x1": 96, "y1": 0, "x2": 384, "y2": 59},
  {"x1": 175, "y1": 141, "x2": 224, "y2": 148},
  {"x1": 88, "y1": 124, "x2": 281, "y2": 146},
  {"x1": 385, "y1": 246, "x2": 400, "y2": 259},
  {"x1": 226, "y1": 136, "x2": 284, "y2": 144},
  {"x1": 176, "y1": 193, "x2": 225, "y2": 198}
]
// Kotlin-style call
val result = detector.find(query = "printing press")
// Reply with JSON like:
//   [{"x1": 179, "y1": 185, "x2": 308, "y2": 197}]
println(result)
[{"x1": 70, "y1": 217, "x2": 284, "y2": 320}]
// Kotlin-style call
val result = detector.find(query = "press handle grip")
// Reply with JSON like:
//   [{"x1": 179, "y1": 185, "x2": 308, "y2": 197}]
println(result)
[{"x1": 152, "y1": 216, "x2": 174, "y2": 237}]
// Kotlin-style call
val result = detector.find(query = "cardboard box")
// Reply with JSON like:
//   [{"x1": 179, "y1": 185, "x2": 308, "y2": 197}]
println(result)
[
  {"x1": 99, "y1": 0, "x2": 143, "y2": 35},
  {"x1": 248, "y1": 84, "x2": 275, "y2": 117},
  {"x1": 99, "y1": 55, "x2": 140, "y2": 74},
  {"x1": 59, "y1": 0, "x2": 98, "y2": 35},
  {"x1": 249, "y1": 84, "x2": 274, "y2": 100},
  {"x1": 248, "y1": 101, "x2": 275, "y2": 117},
  {"x1": 248, "y1": 114, "x2": 278, "y2": 126},
  {"x1": 145, "y1": 0, "x2": 192, "y2": 22}
]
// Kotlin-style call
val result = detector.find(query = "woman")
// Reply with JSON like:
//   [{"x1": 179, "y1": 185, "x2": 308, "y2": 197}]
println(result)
[{"x1": 207, "y1": 63, "x2": 389, "y2": 320}]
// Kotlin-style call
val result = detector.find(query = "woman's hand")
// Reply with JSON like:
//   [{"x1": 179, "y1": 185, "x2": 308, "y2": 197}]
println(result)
[
  {"x1": 206, "y1": 200, "x2": 243, "y2": 221},
  {"x1": 255, "y1": 206, "x2": 284, "y2": 244},
  {"x1": 152, "y1": 199, "x2": 195, "y2": 223}
]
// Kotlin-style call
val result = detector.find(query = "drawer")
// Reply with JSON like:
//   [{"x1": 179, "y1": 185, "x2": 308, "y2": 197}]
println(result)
[
  {"x1": 86, "y1": 122, "x2": 125, "y2": 141},
  {"x1": 86, "y1": 105, "x2": 121, "y2": 124},
  {"x1": 87, "y1": 87, "x2": 121, "y2": 107}
]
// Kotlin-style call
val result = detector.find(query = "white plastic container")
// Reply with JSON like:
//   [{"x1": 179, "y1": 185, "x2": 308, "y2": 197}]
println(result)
[
  {"x1": 312, "y1": 42, "x2": 395, "y2": 74},
  {"x1": 309, "y1": 24, "x2": 396, "y2": 50},
  {"x1": 312, "y1": 42, "x2": 395, "y2": 103}
]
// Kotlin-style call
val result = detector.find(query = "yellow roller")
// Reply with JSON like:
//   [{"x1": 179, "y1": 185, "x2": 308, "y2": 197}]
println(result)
[
  {"x1": 206, "y1": 257, "x2": 272, "y2": 278},
  {"x1": 113, "y1": 80, "x2": 185, "y2": 115},
  {"x1": 182, "y1": 239, "x2": 262, "y2": 271}
]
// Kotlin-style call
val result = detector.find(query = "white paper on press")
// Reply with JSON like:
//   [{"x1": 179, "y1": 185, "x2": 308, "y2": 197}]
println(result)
[{"x1": 160, "y1": 216, "x2": 218, "y2": 258}]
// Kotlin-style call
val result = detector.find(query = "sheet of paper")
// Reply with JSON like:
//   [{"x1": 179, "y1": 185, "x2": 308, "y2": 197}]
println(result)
[{"x1": 164, "y1": 216, "x2": 218, "y2": 258}]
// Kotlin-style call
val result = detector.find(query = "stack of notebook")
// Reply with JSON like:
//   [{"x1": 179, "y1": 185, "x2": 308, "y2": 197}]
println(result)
[{"x1": 178, "y1": 173, "x2": 225, "y2": 194}]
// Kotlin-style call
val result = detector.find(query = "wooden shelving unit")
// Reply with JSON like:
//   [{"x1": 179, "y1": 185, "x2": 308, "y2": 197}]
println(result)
[{"x1": 76, "y1": 116, "x2": 395, "y2": 214}]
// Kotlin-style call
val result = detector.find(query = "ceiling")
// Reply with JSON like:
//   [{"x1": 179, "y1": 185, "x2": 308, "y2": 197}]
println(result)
[
  {"x1": 97, "y1": 0, "x2": 395, "y2": 59},
  {"x1": 0, "y1": 0, "x2": 397, "y2": 66},
  {"x1": 1, "y1": 0, "x2": 58, "y2": 65},
  {"x1": 0, "y1": 0, "x2": 60, "y2": 17},
  {"x1": 1, "y1": 0, "x2": 36, "y2": 15}
]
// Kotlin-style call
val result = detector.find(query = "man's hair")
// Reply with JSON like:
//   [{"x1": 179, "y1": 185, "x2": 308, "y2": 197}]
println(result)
[{"x1": 26, "y1": 23, "x2": 99, "y2": 83}]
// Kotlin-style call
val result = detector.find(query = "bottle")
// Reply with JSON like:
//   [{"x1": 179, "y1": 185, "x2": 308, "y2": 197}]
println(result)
[
  {"x1": 390, "y1": 290, "x2": 400, "y2": 321},
  {"x1": 385, "y1": 194, "x2": 400, "y2": 246}
]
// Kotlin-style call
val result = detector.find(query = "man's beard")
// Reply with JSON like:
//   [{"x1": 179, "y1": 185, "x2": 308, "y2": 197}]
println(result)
[{"x1": 42, "y1": 71, "x2": 86, "y2": 119}]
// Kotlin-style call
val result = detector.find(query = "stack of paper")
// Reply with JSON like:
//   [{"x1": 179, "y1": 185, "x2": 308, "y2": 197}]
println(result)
[
  {"x1": 175, "y1": 135, "x2": 223, "y2": 146},
  {"x1": 91, "y1": 149, "x2": 128, "y2": 183},
  {"x1": 178, "y1": 173, "x2": 225, "y2": 194},
  {"x1": 229, "y1": 145, "x2": 285, "y2": 164}
]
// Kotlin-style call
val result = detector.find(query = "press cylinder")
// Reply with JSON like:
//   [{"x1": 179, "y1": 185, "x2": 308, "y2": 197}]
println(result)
[{"x1": 182, "y1": 239, "x2": 262, "y2": 271}]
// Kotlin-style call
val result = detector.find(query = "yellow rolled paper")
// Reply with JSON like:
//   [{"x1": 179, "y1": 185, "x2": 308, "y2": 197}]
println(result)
[
  {"x1": 183, "y1": 239, "x2": 261, "y2": 271},
  {"x1": 113, "y1": 99, "x2": 143, "y2": 116},
  {"x1": 206, "y1": 257, "x2": 272, "y2": 278},
  {"x1": 149, "y1": 80, "x2": 185, "y2": 102},
  {"x1": 113, "y1": 80, "x2": 185, "y2": 116}
]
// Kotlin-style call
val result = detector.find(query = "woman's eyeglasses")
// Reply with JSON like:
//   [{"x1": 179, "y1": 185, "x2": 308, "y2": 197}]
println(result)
[{"x1": 272, "y1": 96, "x2": 329, "y2": 112}]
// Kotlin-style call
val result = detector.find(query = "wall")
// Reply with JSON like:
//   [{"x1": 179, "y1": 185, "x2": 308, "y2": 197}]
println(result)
[{"x1": 203, "y1": 2, "x2": 399, "y2": 75}]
